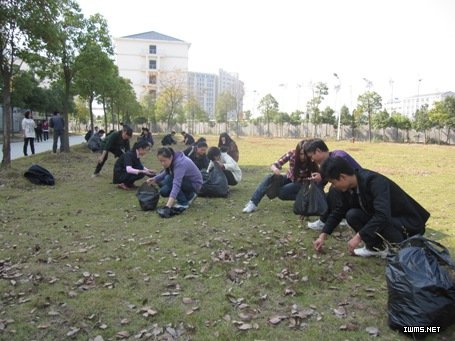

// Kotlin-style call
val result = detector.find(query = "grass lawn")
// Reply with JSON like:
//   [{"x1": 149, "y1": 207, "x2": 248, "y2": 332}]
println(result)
[{"x1": 1, "y1": 136, "x2": 455, "y2": 340}]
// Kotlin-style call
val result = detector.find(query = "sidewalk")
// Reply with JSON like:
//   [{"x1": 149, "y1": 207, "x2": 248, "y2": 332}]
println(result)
[{"x1": 0, "y1": 135, "x2": 86, "y2": 161}]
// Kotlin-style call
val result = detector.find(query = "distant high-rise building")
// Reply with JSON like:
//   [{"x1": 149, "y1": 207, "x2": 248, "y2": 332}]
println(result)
[
  {"x1": 187, "y1": 72, "x2": 217, "y2": 119},
  {"x1": 114, "y1": 31, "x2": 190, "y2": 100},
  {"x1": 384, "y1": 91, "x2": 455, "y2": 117}
]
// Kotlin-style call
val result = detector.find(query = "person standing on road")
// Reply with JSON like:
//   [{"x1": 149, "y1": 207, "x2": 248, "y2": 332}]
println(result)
[
  {"x1": 22, "y1": 110, "x2": 36, "y2": 156},
  {"x1": 42, "y1": 119, "x2": 49, "y2": 141},
  {"x1": 49, "y1": 111, "x2": 65, "y2": 153}
]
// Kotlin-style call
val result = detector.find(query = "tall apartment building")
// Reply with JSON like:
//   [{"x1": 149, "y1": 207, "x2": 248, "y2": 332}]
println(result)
[
  {"x1": 383, "y1": 91, "x2": 455, "y2": 117},
  {"x1": 187, "y1": 69, "x2": 245, "y2": 120},
  {"x1": 113, "y1": 31, "x2": 190, "y2": 100},
  {"x1": 114, "y1": 31, "x2": 244, "y2": 120}
]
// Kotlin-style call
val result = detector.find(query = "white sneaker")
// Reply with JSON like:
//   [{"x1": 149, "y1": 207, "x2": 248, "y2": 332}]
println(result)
[
  {"x1": 242, "y1": 201, "x2": 257, "y2": 213},
  {"x1": 174, "y1": 203, "x2": 189, "y2": 209},
  {"x1": 307, "y1": 219, "x2": 325, "y2": 231},
  {"x1": 353, "y1": 246, "x2": 388, "y2": 258}
]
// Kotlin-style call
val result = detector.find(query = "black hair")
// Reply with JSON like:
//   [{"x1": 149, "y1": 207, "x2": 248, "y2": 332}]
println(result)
[
  {"x1": 157, "y1": 146, "x2": 175, "y2": 159},
  {"x1": 196, "y1": 141, "x2": 208, "y2": 149},
  {"x1": 320, "y1": 156, "x2": 355, "y2": 180},
  {"x1": 218, "y1": 132, "x2": 233, "y2": 147},
  {"x1": 294, "y1": 139, "x2": 318, "y2": 180},
  {"x1": 304, "y1": 138, "x2": 329, "y2": 154},
  {"x1": 207, "y1": 146, "x2": 221, "y2": 161},
  {"x1": 132, "y1": 140, "x2": 151, "y2": 151},
  {"x1": 194, "y1": 137, "x2": 207, "y2": 145},
  {"x1": 24, "y1": 110, "x2": 31, "y2": 119},
  {"x1": 220, "y1": 146, "x2": 229, "y2": 153},
  {"x1": 122, "y1": 125, "x2": 133, "y2": 137},
  {"x1": 181, "y1": 131, "x2": 186, "y2": 135},
  {"x1": 98, "y1": 129, "x2": 105, "y2": 135}
]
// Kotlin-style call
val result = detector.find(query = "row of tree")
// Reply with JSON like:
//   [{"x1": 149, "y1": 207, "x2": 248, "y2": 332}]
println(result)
[{"x1": 1, "y1": 0, "x2": 141, "y2": 168}]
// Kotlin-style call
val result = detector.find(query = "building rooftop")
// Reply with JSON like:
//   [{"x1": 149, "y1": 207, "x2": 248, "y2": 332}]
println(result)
[{"x1": 121, "y1": 31, "x2": 184, "y2": 42}]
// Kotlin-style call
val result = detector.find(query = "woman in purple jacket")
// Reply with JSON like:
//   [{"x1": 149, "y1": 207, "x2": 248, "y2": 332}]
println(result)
[{"x1": 147, "y1": 147, "x2": 203, "y2": 209}]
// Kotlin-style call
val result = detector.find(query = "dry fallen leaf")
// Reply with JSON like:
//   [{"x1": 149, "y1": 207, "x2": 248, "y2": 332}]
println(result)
[
  {"x1": 116, "y1": 330, "x2": 130, "y2": 339},
  {"x1": 268, "y1": 315, "x2": 288, "y2": 325},
  {"x1": 333, "y1": 307, "x2": 347, "y2": 318},
  {"x1": 366, "y1": 326, "x2": 380, "y2": 336}
]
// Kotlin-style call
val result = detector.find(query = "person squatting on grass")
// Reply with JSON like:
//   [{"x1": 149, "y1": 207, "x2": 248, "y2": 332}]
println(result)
[
  {"x1": 315, "y1": 156, "x2": 430, "y2": 257},
  {"x1": 183, "y1": 141, "x2": 209, "y2": 171},
  {"x1": 218, "y1": 132, "x2": 239, "y2": 162},
  {"x1": 207, "y1": 146, "x2": 242, "y2": 186},
  {"x1": 304, "y1": 139, "x2": 362, "y2": 230},
  {"x1": 147, "y1": 147, "x2": 203, "y2": 210},
  {"x1": 242, "y1": 139, "x2": 318, "y2": 213},
  {"x1": 113, "y1": 140, "x2": 156, "y2": 190},
  {"x1": 93, "y1": 125, "x2": 133, "y2": 177}
]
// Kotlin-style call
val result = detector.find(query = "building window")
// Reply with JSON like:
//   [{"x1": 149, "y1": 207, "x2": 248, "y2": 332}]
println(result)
[
  {"x1": 149, "y1": 60, "x2": 156, "y2": 69},
  {"x1": 149, "y1": 45, "x2": 156, "y2": 54},
  {"x1": 149, "y1": 74, "x2": 157, "y2": 84}
]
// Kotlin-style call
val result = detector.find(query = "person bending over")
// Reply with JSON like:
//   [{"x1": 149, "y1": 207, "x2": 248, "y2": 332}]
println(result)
[
  {"x1": 314, "y1": 156, "x2": 430, "y2": 257},
  {"x1": 113, "y1": 140, "x2": 155, "y2": 190},
  {"x1": 304, "y1": 139, "x2": 362, "y2": 230},
  {"x1": 147, "y1": 147, "x2": 203, "y2": 210},
  {"x1": 183, "y1": 141, "x2": 209, "y2": 171},
  {"x1": 207, "y1": 146, "x2": 242, "y2": 186},
  {"x1": 242, "y1": 139, "x2": 318, "y2": 213}
]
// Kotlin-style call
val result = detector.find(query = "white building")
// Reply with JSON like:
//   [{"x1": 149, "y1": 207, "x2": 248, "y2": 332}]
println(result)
[
  {"x1": 188, "y1": 72, "x2": 217, "y2": 119},
  {"x1": 114, "y1": 31, "x2": 191, "y2": 100},
  {"x1": 384, "y1": 91, "x2": 455, "y2": 117}
]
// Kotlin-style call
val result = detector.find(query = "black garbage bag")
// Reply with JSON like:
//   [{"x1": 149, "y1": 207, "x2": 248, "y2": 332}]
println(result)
[
  {"x1": 24, "y1": 164, "x2": 55, "y2": 186},
  {"x1": 293, "y1": 180, "x2": 327, "y2": 216},
  {"x1": 198, "y1": 163, "x2": 229, "y2": 198},
  {"x1": 136, "y1": 183, "x2": 160, "y2": 211},
  {"x1": 386, "y1": 235, "x2": 455, "y2": 337}
]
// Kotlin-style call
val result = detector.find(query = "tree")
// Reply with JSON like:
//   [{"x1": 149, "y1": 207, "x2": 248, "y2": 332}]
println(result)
[
  {"x1": 306, "y1": 82, "x2": 328, "y2": 135},
  {"x1": 258, "y1": 94, "x2": 278, "y2": 137},
  {"x1": 185, "y1": 95, "x2": 208, "y2": 133},
  {"x1": 1, "y1": 0, "x2": 59, "y2": 168},
  {"x1": 215, "y1": 91, "x2": 236, "y2": 128},
  {"x1": 412, "y1": 104, "x2": 431, "y2": 143},
  {"x1": 390, "y1": 113, "x2": 411, "y2": 142},
  {"x1": 320, "y1": 106, "x2": 335, "y2": 136},
  {"x1": 74, "y1": 42, "x2": 114, "y2": 133},
  {"x1": 11, "y1": 69, "x2": 46, "y2": 113},
  {"x1": 289, "y1": 110, "x2": 303, "y2": 126},
  {"x1": 372, "y1": 110, "x2": 390, "y2": 141},
  {"x1": 356, "y1": 91, "x2": 382, "y2": 142},
  {"x1": 155, "y1": 72, "x2": 186, "y2": 128}
]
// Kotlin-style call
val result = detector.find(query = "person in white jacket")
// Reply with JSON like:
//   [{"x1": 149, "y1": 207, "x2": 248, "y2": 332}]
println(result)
[
  {"x1": 207, "y1": 146, "x2": 242, "y2": 186},
  {"x1": 22, "y1": 110, "x2": 36, "y2": 156}
]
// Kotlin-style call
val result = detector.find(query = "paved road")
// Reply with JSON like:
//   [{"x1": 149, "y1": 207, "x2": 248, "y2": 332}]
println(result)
[{"x1": 0, "y1": 135, "x2": 86, "y2": 161}]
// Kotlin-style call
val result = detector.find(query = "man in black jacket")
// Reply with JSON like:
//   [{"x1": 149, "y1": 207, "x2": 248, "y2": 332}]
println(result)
[{"x1": 315, "y1": 156, "x2": 430, "y2": 257}]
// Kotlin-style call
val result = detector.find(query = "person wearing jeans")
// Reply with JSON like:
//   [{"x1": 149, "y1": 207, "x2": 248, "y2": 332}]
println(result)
[
  {"x1": 242, "y1": 139, "x2": 318, "y2": 213},
  {"x1": 147, "y1": 147, "x2": 203, "y2": 210}
]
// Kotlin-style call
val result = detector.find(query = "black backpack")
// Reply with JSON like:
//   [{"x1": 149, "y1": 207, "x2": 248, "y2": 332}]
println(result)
[{"x1": 24, "y1": 164, "x2": 55, "y2": 186}]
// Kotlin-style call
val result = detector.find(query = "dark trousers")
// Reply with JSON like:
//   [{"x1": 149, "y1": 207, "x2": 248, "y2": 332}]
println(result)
[
  {"x1": 43, "y1": 131, "x2": 49, "y2": 140},
  {"x1": 23, "y1": 138, "x2": 35, "y2": 156},
  {"x1": 94, "y1": 149, "x2": 122, "y2": 174},
  {"x1": 224, "y1": 170, "x2": 238, "y2": 186},
  {"x1": 52, "y1": 130, "x2": 64, "y2": 153},
  {"x1": 113, "y1": 171, "x2": 145, "y2": 187},
  {"x1": 345, "y1": 208, "x2": 421, "y2": 249}
]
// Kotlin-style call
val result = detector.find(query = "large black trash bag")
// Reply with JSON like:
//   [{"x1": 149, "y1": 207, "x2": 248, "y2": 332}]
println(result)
[
  {"x1": 293, "y1": 180, "x2": 327, "y2": 216},
  {"x1": 198, "y1": 163, "x2": 229, "y2": 198},
  {"x1": 24, "y1": 164, "x2": 55, "y2": 186},
  {"x1": 386, "y1": 235, "x2": 455, "y2": 337},
  {"x1": 136, "y1": 183, "x2": 160, "y2": 211}
]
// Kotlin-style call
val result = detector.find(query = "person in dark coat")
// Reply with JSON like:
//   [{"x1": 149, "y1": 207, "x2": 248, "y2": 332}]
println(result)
[
  {"x1": 183, "y1": 141, "x2": 209, "y2": 171},
  {"x1": 93, "y1": 125, "x2": 133, "y2": 177},
  {"x1": 161, "y1": 131, "x2": 177, "y2": 146},
  {"x1": 315, "y1": 156, "x2": 430, "y2": 257},
  {"x1": 181, "y1": 131, "x2": 195, "y2": 145},
  {"x1": 113, "y1": 140, "x2": 155, "y2": 190},
  {"x1": 218, "y1": 132, "x2": 239, "y2": 162}
]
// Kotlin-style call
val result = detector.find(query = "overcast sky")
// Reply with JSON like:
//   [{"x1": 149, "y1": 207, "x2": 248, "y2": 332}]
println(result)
[{"x1": 78, "y1": 0, "x2": 455, "y2": 114}]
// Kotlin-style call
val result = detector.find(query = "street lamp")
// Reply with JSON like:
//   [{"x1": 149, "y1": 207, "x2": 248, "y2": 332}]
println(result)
[
  {"x1": 333, "y1": 73, "x2": 342, "y2": 140},
  {"x1": 417, "y1": 78, "x2": 422, "y2": 111}
]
